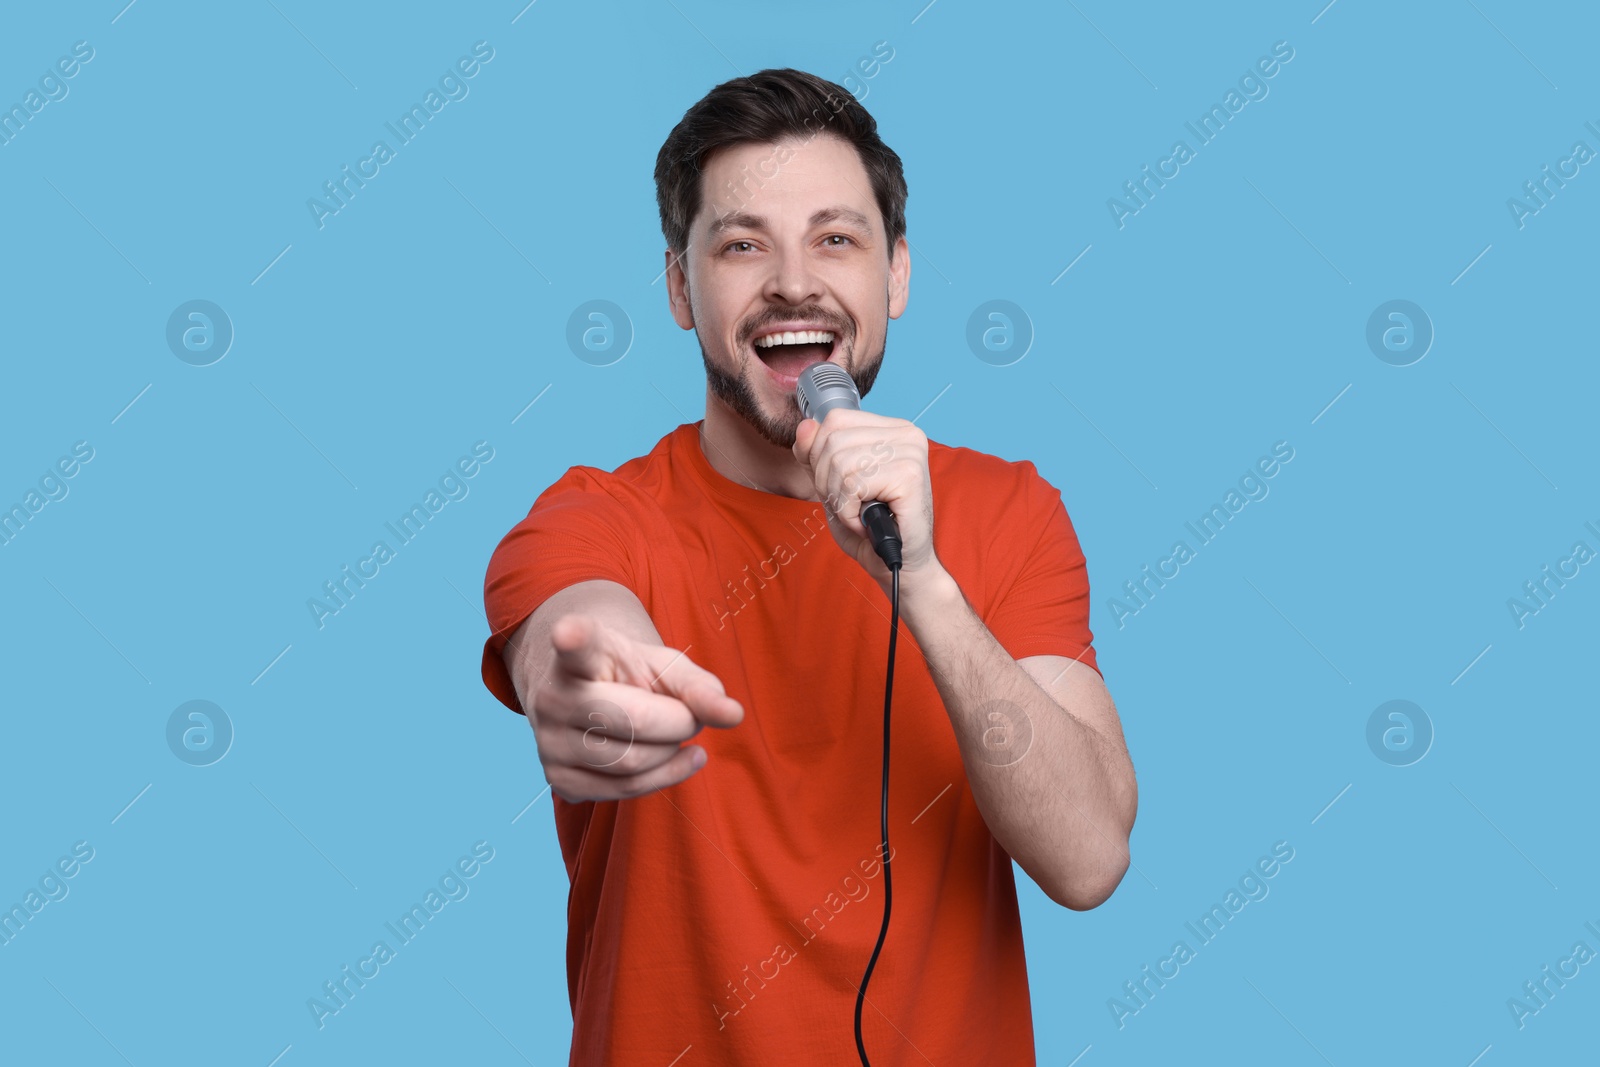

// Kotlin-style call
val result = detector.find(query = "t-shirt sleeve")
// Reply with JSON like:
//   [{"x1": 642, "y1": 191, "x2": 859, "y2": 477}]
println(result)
[
  {"x1": 479, "y1": 468, "x2": 645, "y2": 715},
  {"x1": 983, "y1": 462, "x2": 1101, "y2": 678}
]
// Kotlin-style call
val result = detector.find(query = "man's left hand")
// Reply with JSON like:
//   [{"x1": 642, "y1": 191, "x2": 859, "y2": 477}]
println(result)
[{"x1": 793, "y1": 408, "x2": 940, "y2": 596}]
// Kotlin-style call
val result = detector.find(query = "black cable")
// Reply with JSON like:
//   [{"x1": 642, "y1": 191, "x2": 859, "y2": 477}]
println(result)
[{"x1": 855, "y1": 561, "x2": 899, "y2": 1066}]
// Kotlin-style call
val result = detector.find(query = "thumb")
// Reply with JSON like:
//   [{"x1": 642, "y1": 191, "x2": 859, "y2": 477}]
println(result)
[
  {"x1": 636, "y1": 643, "x2": 744, "y2": 729},
  {"x1": 793, "y1": 417, "x2": 818, "y2": 459},
  {"x1": 550, "y1": 614, "x2": 617, "y2": 682}
]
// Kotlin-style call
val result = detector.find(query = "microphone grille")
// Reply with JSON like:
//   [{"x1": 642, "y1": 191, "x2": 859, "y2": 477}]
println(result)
[{"x1": 796, "y1": 362, "x2": 858, "y2": 422}]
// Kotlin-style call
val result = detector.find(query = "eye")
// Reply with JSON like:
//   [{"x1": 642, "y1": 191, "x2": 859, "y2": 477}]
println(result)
[
  {"x1": 823, "y1": 234, "x2": 853, "y2": 248},
  {"x1": 723, "y1": 240, "x2": 757, "y2": 254}
]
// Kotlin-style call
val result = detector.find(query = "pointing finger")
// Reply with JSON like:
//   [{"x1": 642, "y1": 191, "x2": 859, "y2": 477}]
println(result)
[{"x1": 550, "y1": 614, "x2": 616, "y2": 682}]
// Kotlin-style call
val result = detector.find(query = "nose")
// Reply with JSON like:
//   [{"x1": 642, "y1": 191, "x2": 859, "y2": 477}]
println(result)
[{"x1": 762, "y1": 242, "x2": 825, "y2": 306}]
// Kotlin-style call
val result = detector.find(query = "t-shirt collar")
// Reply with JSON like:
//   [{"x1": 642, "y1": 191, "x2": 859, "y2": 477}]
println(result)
[{"x1": 676, "y1": 421, "x2": 823, "y2": 518}]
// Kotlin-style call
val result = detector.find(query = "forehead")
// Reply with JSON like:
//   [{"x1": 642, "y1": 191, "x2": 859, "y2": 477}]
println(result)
[{"x1": 698, "y1": 134, "x2": 876, "y2": 231}]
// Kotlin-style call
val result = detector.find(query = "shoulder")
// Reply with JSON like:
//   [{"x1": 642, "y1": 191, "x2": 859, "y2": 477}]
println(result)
[
  {"x1": 927, "y1": 438, "x2": 1087, "y2": 572},
  {"x1": 928, "y1": 438, "x2": 1062, "y2": 513},
  {"x1": 533, "y1": 427, "x2": 680, "y2": 508}
]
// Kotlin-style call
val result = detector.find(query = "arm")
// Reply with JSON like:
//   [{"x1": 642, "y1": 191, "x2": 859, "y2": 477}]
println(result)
[
  {"x1": 902, "y1": 569, "x2": 1137, "y2": 911},
  {"x1": 788, "y1": 410, "x2": 1136, "y2": 907}
]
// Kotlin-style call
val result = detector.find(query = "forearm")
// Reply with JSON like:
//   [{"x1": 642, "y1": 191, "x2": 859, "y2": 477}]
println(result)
[{"x1": 900, "y1": 567, "x2": 1135, "y2": 909}]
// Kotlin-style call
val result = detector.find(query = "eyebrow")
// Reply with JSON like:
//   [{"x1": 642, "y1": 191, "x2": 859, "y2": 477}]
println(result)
[{"x1": 705, "y1": 205, "x2": 875, "y2": 239}]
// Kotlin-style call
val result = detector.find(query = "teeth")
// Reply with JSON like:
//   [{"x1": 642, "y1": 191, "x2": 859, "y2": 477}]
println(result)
[{"x1": 755, "y1": 330, "x2": 835, "y2": 348}]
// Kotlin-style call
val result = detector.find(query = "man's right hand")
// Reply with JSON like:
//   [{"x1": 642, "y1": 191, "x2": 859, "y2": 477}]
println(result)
[{"x1": 530, "y1": 613, "x2": 744, "y2": 802}]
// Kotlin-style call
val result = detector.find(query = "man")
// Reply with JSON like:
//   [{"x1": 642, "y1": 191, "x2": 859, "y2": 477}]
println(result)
[{"x1": 480, "y1": 68, "x2": 1137, "y2": 1065}]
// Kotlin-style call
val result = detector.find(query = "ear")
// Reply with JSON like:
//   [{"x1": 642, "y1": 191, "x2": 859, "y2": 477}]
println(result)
[
  {"x1": 887, "y1": 236, "x2": 910, "y2": 320},
  {"x1": 666, "y1": 246, "x2": 695, "y2": 330}
]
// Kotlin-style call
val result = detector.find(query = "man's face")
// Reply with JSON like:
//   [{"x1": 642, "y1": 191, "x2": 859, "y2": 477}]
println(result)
[{"x1": 666, "y1": 133, "x2": 910, "y2": 448}]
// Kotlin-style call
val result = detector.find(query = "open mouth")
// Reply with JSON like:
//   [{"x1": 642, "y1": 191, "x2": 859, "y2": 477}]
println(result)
[{"x1": 752, "y1": 329, "x2": 840, "y2": 380}]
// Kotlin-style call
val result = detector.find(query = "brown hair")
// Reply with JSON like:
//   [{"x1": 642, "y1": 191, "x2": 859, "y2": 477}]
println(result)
[{"x1": 653, "y1": 68, "x2": 908, "y2": 261}]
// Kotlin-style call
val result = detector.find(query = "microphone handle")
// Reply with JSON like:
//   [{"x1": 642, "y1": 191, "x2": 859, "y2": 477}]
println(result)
[{"x1": 861, "y1": 501, "x2": 903, "y2": 569}]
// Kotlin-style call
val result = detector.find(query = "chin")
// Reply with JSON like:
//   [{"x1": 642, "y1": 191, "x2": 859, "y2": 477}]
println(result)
[
  {"x1": 699, "y1": 336, "x2": 884, "y2": 451},
  {"x1": 701, "y1": 349, "x2": 801, "y2": 448}
]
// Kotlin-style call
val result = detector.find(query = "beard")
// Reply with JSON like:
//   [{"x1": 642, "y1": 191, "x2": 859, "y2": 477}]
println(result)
[{"x1": 698, "y1": 305, "x2": 886, "y2": 449}]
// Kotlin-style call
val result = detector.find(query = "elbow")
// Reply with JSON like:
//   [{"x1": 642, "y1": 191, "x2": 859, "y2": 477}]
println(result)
[
  {"x1": 1043, "y1": 765, "x2": 1140, "y2": 911},
  {"x1": 1045, "y1": 854, "x2": 1130, "y2": 912},
  {"x1": 1046, "y1": 795, "x2": 1137, "y2": 912}
]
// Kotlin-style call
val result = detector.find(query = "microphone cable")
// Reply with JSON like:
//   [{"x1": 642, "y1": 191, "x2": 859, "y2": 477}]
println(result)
[
  {"x1": 855, "y1": 549, "x2": 900, "y2": 1066},
  {"x1": 792, "y1": 365, "x2": 906, "y2": 1063}
]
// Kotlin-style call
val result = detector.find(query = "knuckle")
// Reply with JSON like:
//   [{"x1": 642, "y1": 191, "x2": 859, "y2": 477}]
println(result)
[
  {"x1": 615, "y1": 774, "x2": 652, "y2": 799},
  {"x1": 530, "y1": 719, "x2": 556, "y2": 756},
  {"x1": 547, "y1": 770, "x2": 582, "y2": 802},
  {"x1": 574, "y1": 726, "x2": 633, "y2": 770},
  {"x1": 532, "y1": 686, "x2": 578, "y2": 727},
  {"x1": 612, "y1": 748, "x2": 646, "y2": 776},
  {"x1": 609, "y1": 741, "x2": 654, "y2": 776},
  {"x1": 533, "y1": 690, "x2": 569, "y2": 723},
  {"x1": 616, "y1": 701, "x2": 653, "y2": 739}
]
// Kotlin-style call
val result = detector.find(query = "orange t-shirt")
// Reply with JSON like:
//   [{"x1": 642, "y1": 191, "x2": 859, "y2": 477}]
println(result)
[{"x1": 480, "y1": 420, "x2": 1099, "y2": 1066}]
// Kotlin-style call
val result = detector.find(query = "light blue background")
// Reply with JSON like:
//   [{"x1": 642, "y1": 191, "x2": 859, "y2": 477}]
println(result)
[{"x1": 2, "y1": 1, "x2": 1595, "y2": 1063}]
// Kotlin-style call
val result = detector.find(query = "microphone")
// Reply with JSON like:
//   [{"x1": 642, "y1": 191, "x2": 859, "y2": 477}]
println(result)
[{"x1": 796, "y1": 362, "x2": 903, "y2": 570}]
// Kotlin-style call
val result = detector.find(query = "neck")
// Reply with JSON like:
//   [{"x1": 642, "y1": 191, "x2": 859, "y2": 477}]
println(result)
[{"x1": 699, "y1": 388, "x2": 819, "y2": 501}]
